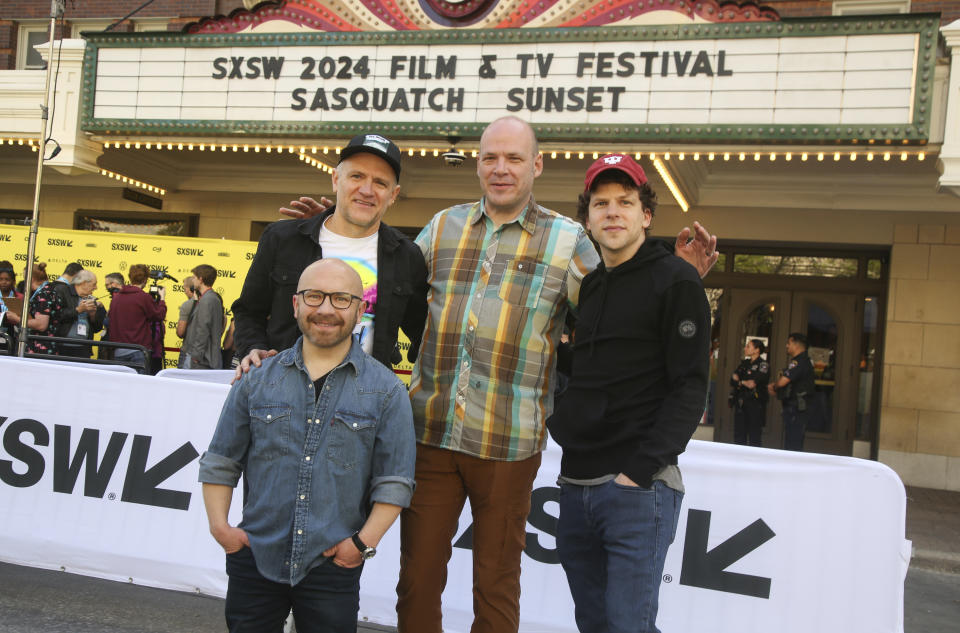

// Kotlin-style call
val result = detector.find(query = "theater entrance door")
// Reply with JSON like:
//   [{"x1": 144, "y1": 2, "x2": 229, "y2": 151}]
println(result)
[{"x1": 715, "y1": 289, "x2": 859, "y2": 455}]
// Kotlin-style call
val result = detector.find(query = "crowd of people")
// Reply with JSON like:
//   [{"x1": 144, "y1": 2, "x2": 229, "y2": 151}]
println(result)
[{"x1": 0, "y1": 260, "x2": 231, "y2": 373}]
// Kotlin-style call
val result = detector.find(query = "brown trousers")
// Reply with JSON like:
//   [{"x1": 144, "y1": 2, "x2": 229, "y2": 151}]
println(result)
[{"x1": 396, "y1": 443, "x2": 542, "y2": 633}]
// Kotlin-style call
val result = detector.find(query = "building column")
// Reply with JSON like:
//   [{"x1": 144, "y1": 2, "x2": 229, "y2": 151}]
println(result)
[
  {"x1": 37, "y1": 38, "x2": 103, "y2": 175},
  {"x1": 938, "y1": 19, "x2": 960, "y2": 197},
  {"x1": 878, "y1": 223, "x2": 960, "y2": 491}
]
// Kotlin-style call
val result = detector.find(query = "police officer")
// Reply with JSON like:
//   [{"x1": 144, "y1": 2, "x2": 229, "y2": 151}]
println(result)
[
  {"x1": 769, "y1": 332, "x2": 816, "y2": 451},
  {"x1": 730, "y1": 338, "x2": 769, "y2": 446}
]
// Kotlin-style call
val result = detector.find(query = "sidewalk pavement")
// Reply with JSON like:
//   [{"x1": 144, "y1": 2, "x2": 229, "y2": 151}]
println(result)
[{"x1": 906, "y1": 486, "x2": 960, "y2": 574}]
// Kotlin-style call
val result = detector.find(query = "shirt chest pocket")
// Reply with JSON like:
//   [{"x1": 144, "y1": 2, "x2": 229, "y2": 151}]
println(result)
[
  {"x1": 497, "y1": 259, "x2": 547, "y2": 309},
  {"x1": 270, "y1": 265, "x2": 301, "y2": 292},
  {"x1": 326, "y1": 410, "x2": 377, "y2": 471},
  {"x1": 250, "y1": 405, "x2": 292, "y2": 459}
]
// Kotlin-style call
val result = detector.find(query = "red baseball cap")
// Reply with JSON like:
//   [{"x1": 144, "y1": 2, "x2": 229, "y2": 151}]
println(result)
[{"x1": 583, "y1": 154, "x2": 648, "y2": 192}]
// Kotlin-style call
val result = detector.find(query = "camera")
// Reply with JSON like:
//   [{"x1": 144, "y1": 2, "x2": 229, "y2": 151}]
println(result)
[
  {"x1": 442, "y1": 150, "x2": 466, "y2": 167},
  {"x1": 147, "y1": 270, "x2": 177, "y2": 302},
  {"x1": 149, "y1": 269, "x2": 178, "y2": 282}
]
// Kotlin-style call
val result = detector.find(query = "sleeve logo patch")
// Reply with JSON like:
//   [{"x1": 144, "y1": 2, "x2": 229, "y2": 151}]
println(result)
[{"x1": 679, "y1": 319, "x2": 697, "y2": 338}]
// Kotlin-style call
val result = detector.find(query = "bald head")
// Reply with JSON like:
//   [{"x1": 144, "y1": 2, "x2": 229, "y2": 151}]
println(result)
[
  {"x1": 481, "y1": 116, "x2": 539, "y2": 158},
  {"x1": 298, "y1": 258, "x2": 364, "y2": 297},
  {"x1": 477, "y1": 116, "x2": 543, "y2": 219}
]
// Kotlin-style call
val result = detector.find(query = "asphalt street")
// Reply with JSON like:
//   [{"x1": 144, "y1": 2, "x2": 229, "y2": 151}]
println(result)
[{"x1": 0, "y1": 561, "x2": 957, "y2": 632}]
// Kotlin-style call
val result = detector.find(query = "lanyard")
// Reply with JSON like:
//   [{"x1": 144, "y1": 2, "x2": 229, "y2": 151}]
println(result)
[{"x1": 30, "y1": 281, "x2": 48, "y2": 302}]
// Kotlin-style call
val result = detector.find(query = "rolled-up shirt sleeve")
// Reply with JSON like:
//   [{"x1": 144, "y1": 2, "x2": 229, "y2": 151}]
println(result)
[
  {"x1": 368, "y1": 380, "x2": 416, "y2": 507},
  {"x1": 198, "y1": 375, "x2": 250, "y2": 487}
]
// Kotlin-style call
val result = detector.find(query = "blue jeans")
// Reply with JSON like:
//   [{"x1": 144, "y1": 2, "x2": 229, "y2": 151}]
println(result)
[
  {"x1": 113, "y1": 347, "x2": 149, "y2": 373},
  {"x1": 557, "y1": 479, "x2": 683, "y2": 633},
  {"x1": 224, "y1": 546, "x2": 362, "y2": 633}
]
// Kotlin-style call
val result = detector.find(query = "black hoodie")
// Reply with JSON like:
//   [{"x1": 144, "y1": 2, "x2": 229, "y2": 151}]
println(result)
[{"x1": 547, "y1": 238, "x2": 710, "y2": 488}]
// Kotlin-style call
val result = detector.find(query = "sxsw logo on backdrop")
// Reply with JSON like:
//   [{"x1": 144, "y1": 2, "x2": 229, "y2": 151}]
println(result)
[
  {"x1": 0, "y1": 234, "x2": 11, "y2": 242},
  {"x1": 456, "y1": 489, "x2": 776, "y2": 600},
  {"x1": 177, "y1": 247, "x2": 205, "y2": 257},
  {"x1": 76, "y1": 259, "x2": 103, "y2": 268},
  {"x1": 219, "y1": 269, "x2": 237, "y2": 279},
  {"x1": 47, "y1": 238, "x2": 73, "y2": 247},
  {"x1": 0, "y1": 416, "x2": 199, "y2": 511},
  {"x1": 112, "y1": 242, "x2": 138, "y2": 252}
]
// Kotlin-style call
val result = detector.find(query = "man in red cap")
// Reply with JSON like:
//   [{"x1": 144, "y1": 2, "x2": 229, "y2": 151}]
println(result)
[{"x1": 546, "y1": 153, "x2": 712, "y2": 633}]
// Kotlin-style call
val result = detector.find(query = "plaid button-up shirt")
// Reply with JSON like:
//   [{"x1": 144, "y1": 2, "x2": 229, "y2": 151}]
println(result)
[{"x1": 410, "y1": 198, "x2": 600, "y2": 461}]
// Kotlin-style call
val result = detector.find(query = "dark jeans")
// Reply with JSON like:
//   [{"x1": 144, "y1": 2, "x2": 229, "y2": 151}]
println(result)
[
  {"x1": 225, "y1": 546, "x2": 361, "y2": 633},
  {"x1": 557, "y1": 480, "x2": 683, "y2": 633},
  {"x1": 734, "y1": 399, "x2": 765, "y2": 447},
  {"x1": 782, "y1": 404, "x2": 807, "y2": 451}
]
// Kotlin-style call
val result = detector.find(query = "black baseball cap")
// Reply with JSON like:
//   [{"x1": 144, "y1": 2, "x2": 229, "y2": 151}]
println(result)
[{"x1": 338, "y1": 133, "x2": 402, "y2": 180}]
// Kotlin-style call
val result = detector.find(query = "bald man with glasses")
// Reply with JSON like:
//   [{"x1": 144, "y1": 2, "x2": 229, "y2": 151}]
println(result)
[{"x1": 200, "y1": 258, "x2": 416, "y2": 633}]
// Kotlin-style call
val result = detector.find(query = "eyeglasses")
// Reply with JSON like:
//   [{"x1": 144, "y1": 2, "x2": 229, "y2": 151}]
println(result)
[{"x1": 296, "y1": 289, "x2": 362, "y2": 310}]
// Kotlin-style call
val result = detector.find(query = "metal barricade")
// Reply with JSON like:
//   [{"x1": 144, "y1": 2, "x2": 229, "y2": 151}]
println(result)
[{"x1": 0, "y1": 334, "x2": 152, "y2": 374}]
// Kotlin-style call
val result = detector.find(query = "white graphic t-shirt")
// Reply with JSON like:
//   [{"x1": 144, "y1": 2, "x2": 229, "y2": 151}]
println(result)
[{"x1": 318, "y1": 219, "x2": 379, "y2": 355}]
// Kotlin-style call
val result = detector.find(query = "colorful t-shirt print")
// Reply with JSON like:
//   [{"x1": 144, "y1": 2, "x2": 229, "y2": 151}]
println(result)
[{"x1": 318, "y1": 220, "x2": 379, "y2": 355}]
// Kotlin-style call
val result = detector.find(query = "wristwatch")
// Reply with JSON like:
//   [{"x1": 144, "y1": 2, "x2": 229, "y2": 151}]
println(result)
[{"x1": 351, "y1": 532, "x2": 377, "y2": 560}]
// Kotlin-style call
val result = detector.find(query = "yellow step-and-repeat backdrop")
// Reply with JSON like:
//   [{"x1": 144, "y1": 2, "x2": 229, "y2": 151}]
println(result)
[
  {"x1": 0, "y1": 224, "x2": 414, "y2": 379},
  {"x1": 0, "y1": 224, "x2": 255, "y2": 369}
]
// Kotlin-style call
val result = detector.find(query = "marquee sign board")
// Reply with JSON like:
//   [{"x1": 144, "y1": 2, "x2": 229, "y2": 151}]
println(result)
[{"x1": 80, "y1": 16, "x2": 939, "y2": 143}]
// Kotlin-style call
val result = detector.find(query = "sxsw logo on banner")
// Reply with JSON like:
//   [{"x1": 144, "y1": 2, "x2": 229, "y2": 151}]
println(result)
[
  {"x1": 112, "y1": 242, "x2": 138, "y2": 252},
  {"x1": 177, "y1": 247, "x2": 205, "y2": 256},
  {"x1": 455, "y1": 487, "x2": 776, "y2": 599},
  {"x1": 47, "y1": 238, "x2": 73, "y2": 247},
  {"x1": 77, "y1": 259, "x2": 103, "y2": 268},
  {"x1": 0, "y1": 416, "x2": 199, "y2": 511},
  {"x1": 0, "y1": 234, "x2": 11, "y2": 242}
]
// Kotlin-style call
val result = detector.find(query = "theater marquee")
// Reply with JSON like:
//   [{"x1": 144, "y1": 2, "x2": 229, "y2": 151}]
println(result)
[{"x1": 80, "y1": 16, "x2": 939, "y2": 143}]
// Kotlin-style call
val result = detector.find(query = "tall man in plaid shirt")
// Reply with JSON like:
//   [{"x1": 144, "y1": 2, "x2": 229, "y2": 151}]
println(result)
[{"x1": 397, "y1": 116, "x2": 717, "y2": 633}]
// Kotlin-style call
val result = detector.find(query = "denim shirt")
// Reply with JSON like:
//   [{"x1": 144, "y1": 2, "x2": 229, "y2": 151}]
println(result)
[{"x1": 198, "y1": 337, "x2": 416, "y2": 586}]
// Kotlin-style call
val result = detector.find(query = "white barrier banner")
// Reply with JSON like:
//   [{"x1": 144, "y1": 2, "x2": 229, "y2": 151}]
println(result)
[{"x1": 0, "y1": 357, "x2": 909, "y2": 632}]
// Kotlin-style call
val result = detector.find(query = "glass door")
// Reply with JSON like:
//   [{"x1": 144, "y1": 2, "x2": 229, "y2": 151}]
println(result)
[
  {"x1": 717, "y1": 289, "x2": 859, "y2": 455},
  {"x1": 718, "y1": 289, "x2": 791, "y2": 448},
  {"x1": 788, "y1": 292, "x2": 859, "y2": 455}
]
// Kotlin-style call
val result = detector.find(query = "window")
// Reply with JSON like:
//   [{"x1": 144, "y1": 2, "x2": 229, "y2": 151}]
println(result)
[
  {"x1": 134, "y1": 19, "x2": 170, "y2": 32},
  {"x1": 250, "y1": 221, "x2": 273, "y2": 242},
  {"x1": 0, "y1": 210, "x2": 30, "y2": 225},
  {"x1": 703, "y1": 287, "x2": 725, "y2": 426},
  {"x1": 70, "y1": 20, "x2": 115, "y2": 38},
  {"x1": 833, "y1": 0, "x2": 910, "y2": 16},
  {"x1": 75, "y1": 211, "x2": 198, "y2": 237},
  {"x1": 16, "y1": 24, "x2": 50, "y2": 70},
  {"x1": 856, "y1": 296, "x2": 880, "y2": 441},
  {"x1": 733, "y1": 255, "x2": 859, "y2": 278}
]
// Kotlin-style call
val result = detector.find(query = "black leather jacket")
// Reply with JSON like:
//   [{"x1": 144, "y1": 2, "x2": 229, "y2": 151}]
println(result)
[{"x1": 232, "y1": 207, "x2": 428, "y2": 368}]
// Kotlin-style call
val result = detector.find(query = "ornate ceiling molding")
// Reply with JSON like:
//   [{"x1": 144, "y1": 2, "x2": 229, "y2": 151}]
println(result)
[{"x1": 185, "y1": 0, "x2": 780, "y2": 34}]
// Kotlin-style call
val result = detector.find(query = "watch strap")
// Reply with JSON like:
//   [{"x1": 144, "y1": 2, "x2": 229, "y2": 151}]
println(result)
[{"x1": 351, "y1": 532, "x2": 369, "y2": 553}]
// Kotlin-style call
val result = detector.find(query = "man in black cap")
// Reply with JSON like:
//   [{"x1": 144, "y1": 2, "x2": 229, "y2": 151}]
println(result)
[{"x1": 232, "y1": 133, "x2": 428, "y2": 376}]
